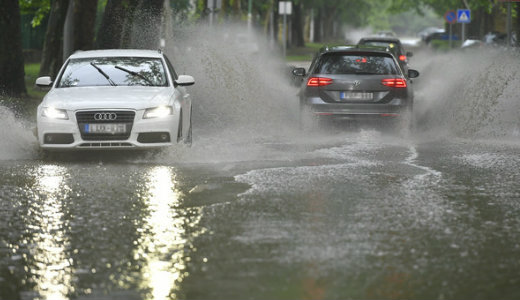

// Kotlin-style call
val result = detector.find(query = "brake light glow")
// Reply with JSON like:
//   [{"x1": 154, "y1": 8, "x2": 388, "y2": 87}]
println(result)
[
  {"x1": 399, "y1": 55, "x2": 407, "y2": 61},
  {"x1": 381, "y1": 78, "x2": 407, "y2": 88},
  {"x1": 307, "y1": 77, "x2": 333, "y2": 87}
]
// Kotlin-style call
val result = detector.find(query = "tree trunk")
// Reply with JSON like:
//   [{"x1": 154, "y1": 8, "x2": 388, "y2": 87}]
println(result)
[
  {"x1": 290, "y1": 2, "x2": 304, "y2": 47},
  {"x1": 39, "y1": 0, "x2": 70, "y2": 78},
  {"x1": 468, "y1": 8, "x2": 482, "y2": 39},
  {"x1": 0, "y1": 0, "x2": 26, "y2": 97},
  {"x1": 313, "y1": 8, "x2": 322, "y2": 43},
  {"x1": 322, "y1": 6, "x2": 336, "y2": 41},
  {"x1": 120, "y1": 0, "x2": 140, "y2": 48},
  {"x1": 97, "y1": 0, "x2": 127, "y2": 49},
  {"x1": 73, "y1": 0, "x2": 99, "y2": 51},
  {"x1": 233, "y1": 0, "x2": 240, "y2": 18}
]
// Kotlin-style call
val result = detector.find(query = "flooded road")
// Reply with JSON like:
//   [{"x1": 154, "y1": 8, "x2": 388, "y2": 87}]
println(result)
[
  {"x1": 2, "y1": 36, "x2": 520, "y2": 299},
  {"x1": 2, "y1": 134, "x2": 520, "y2": 300}
]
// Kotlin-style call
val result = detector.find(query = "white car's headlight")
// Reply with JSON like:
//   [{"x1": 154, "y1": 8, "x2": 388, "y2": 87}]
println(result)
[
  {"x1": 42, "y1": 107, "x2": 69, "y2": 120},
  {"x1": 143, "y1": 106, "x2": 173, "y2": 119}
]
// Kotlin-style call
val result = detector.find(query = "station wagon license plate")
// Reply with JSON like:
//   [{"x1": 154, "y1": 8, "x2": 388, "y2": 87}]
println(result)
[
  {"x1": 340, "y1": 92, "x2": 373, "y2": 101},
  {"x1": 84, "y1": 123, "x2": 127, "y2": 134}
]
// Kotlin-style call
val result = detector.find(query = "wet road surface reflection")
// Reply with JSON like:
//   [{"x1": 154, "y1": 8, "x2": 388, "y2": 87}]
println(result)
[
  {"x1": 0, "y1": 161, "x2": 213, "y2": 300},
  {"x1": 1, "y1": 135, "x2": 520, "y2": 299}
]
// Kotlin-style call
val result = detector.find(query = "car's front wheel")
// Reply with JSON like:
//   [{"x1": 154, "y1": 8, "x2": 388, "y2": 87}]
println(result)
[{"x1": 184, "y1": 111, "x2": 192, "y2": 147}]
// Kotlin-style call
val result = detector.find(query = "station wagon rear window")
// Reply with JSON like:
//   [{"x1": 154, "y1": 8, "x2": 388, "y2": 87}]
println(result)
[{"x1": 315, "y1": 53, "x2": 399, "y2": 75}]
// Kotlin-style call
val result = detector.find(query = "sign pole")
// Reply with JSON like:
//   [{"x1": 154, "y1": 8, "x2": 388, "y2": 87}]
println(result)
[
  {"x1": 445, "y1": 10, "x2": 457, "y2": 48},
  {"x1": 462, "y1": 23, "x2": 465, "y2": 43},
  {"x1": 449, "y1": 23, "x2": 453, "y2": 48},
  {"x1": 283, "y1": 12, "x2": 287, "y2": 57},
  {"x1": 507, "y1": 3, "x2": 512, "y2": 47}
]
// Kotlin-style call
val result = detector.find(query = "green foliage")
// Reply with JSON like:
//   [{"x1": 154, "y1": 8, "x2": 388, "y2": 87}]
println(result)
[
  {"x1": 19, "y1": 0, "x2": 50, "y2": 27},
  {"x1": 388, "y1": 0, "x2": 494, "y2": 16},
  {"x1": 24, "y1": 63, "x2": 47, "y2": 99},
  {"x1": 170, "y1": 0, "x2": 192, "y2": 12},
  {"x1": 296, "y1": 0, "x2": 443, "y2": 31},
  {"x1": 430, "y1": 39, "x2": 462, "y2": 51}
]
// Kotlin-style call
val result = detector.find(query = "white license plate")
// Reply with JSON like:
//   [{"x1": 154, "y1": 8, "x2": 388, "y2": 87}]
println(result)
[
  {"x1": 340, "y1": 92, "x2": 373, "y2": 100},
  {"x1": 84, "y1": 123, "x2": 127, "y2": 134}
]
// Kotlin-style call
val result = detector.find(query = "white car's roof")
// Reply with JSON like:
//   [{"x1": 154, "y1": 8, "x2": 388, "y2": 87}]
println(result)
[{"x1": 68, "y1": 49, "x2": 164, "y2": 59}]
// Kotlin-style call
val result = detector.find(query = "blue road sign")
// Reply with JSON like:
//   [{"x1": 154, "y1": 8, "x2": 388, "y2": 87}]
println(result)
[
  {"x1": 457, "y1": 9, "x2": 471, "y2": 23},
  {"x1": 445, "y1": 10, "x2": 456, "y2": 24}
]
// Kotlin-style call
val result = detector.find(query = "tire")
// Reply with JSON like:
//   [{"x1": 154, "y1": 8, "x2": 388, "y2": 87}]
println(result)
[
  {"x1": 177, "y1": 109, "x2": 183, "y2": 143},
  {"x1": 184, "y1": 111, "x2": 192, "y2": 147}
]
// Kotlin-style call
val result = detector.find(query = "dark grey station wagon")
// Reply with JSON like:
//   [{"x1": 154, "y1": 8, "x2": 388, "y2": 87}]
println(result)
[{"x1": 292, "y1": 46, "x2": 419, "y2": 130}]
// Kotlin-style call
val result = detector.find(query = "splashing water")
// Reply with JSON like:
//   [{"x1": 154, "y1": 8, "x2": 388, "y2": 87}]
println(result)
[
  {"x1": 413, "y1": 48, "x2": 520, "y2": 139},
  {"x1": 0, "y1": 103, "x2": 38, "y2": 160},
  {"x1": 2, "y1": 22, "x2": 520, "y2": 162},
  {"x1": 157, "y1": 23, "x2": 307, "y2": 163},
  {"x1": 167, "y1": 24, "x2": 299, "y2": 134}
]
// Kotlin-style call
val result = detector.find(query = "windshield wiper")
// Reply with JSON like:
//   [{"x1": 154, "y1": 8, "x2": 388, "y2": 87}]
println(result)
[
  {"x1": 114, "y1": 65, "x2": 155, "y2": 86},
  {"x1": 90, "y1": 62, "x2": 117, "y2": 86}
]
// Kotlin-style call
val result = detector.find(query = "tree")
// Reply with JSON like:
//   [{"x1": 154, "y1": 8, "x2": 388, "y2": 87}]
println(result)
[
  {"x1": 0, "y1": 0, "x2": 26, "y2": 97},
  {"x1": 62, "y1": 0, "x2": 99, "y2": 59},
  {"x1": 97, "y1": 0, "x2": 125, "y2": 49},
  {"x1": 291, "y1": 1, "x2": 305, "y2": 47},
  {"x1": 19, "y1": 0, "x2": 51, "y2": 27},
  {"x1": 98, "y1": 0, "x2": 164, "y2": 49},
  {"x1": 72, "y1": 0, "x2": 99, "y2": 51},
  {"x1": 388, "y1": 0, "x2": 497, "y2": 39},
  {"x1": 39, "y1": 0, "x2": 70, "y2": 78}
]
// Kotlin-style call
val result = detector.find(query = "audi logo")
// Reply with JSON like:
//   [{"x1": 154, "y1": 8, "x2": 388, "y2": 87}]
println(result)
[{"x1": 94, "y1": 112, "x2": 117, "y2": 121}]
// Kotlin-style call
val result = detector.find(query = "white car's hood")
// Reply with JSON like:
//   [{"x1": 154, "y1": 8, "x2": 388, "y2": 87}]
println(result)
[{"x1": 42, "y1": 86, "x2": 173, "y2": 110}]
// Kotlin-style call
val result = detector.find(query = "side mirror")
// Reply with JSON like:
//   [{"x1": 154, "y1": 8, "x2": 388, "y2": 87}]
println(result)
[
  {"x1": 35, "y1": 76, "x2": 53, "y2": 88},
  {"x1": 408, "y1": 69, "x2": 420, "y2": 79},
  {"x1": 406, "y1": 51, "x2": 413, "y2": 58},
  {"x1": 292, "y1": 67, "x2": 306, "y2": 77},
  {"x1": 175, "y1": 75, "x2": 195, "y2": 86}
]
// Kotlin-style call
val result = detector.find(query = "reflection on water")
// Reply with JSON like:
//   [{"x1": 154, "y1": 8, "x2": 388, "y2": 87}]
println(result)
[
  {"x1": 2, "y1": 163, "x2": 207, "y2": 300},
  {"x1": 31, "y1": 165, "x2": 72, "y2": 300},
  {"x1": 138, "y1": 166, "x2": 203, "y2": 300}
]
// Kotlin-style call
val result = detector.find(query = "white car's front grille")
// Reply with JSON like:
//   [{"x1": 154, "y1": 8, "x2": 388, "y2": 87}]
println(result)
[{"x1": 76, "y1": 111, "x2": 135, "y2": 141}]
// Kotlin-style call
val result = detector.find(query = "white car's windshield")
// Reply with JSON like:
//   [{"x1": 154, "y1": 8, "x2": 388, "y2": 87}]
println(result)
[{"x1": 57, "y1": 57, "x2": 168, "y2": 87}]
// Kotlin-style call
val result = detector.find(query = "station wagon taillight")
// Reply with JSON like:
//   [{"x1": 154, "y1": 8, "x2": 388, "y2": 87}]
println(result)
[
  {"x1": 381, "y1": 78, "x2": 407, "y2": 88},
  {"x1": 307, "y1": 77, "x2": 333, "y2": 87}
]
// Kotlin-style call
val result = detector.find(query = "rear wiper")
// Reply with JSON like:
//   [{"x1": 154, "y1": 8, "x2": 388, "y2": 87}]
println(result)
[
  {"x1": 114, "y1": 65, "x2": 155, "y2": 86},
  {"x1": 90, "y1": 62, "x2": 117, "y2": 86}
]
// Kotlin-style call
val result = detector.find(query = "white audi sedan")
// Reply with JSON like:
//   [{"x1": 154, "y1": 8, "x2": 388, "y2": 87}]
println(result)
[{"x1": 35, "y1": 49, "x2": 194, "y2": 151}]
